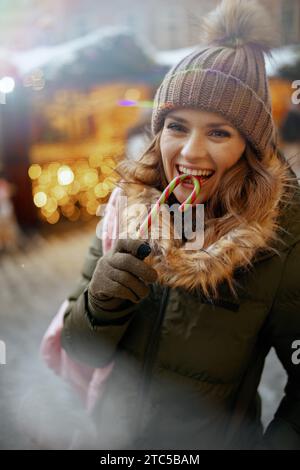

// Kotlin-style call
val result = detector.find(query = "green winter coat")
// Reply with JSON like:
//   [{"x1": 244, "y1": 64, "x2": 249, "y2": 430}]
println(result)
[{"x1": 61, "y1": 172, "x2": 300, "y2": 450}]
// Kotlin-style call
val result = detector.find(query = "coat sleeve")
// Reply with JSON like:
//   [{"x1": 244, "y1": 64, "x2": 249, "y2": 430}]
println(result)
[
  {"x1": 262, "y1": 241, "x2": 300, "y2": 449},
  {"x1": 60, "y1": 234, "x2": 142, "y2": 368}
]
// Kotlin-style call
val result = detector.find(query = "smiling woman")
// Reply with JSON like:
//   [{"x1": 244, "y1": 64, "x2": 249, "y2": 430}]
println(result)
[{"x1": 44, "y1": 0, "x2": 300, "y2": 451}]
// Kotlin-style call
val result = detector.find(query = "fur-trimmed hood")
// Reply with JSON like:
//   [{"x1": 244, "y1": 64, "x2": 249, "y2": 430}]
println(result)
[{"x1": 117, "y1": 160, "x2": 299, "y2": 299}]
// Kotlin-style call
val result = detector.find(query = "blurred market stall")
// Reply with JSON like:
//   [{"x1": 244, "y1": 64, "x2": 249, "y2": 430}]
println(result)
[{"x1": 0, "y1": 27, "x2": 168, "y2": 227}]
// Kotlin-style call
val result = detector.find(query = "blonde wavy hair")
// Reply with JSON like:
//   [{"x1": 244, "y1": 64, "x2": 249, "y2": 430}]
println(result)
[{"x1": 114, "y1": 127, "x2": 298, "y2": 251}]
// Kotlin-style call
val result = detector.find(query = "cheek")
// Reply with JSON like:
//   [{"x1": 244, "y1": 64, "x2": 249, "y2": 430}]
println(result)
[
  {"x1": 160, "y1": 141, "x2": 178, "y2": 171},
  {"x1": 214, "y1": 142, "x2": 245, "y2": 171}
]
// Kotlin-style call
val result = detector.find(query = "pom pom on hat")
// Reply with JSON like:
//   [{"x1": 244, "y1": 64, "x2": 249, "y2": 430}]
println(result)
[{"x1": 200, "y1": 0, "x2": 279, "y2": 54}]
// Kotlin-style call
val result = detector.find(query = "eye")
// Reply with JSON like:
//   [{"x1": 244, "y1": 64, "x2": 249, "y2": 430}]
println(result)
[
  {"x1": 166, "y1": 122, "x2": 187, "y2": 132},
  {"x1": 209, "y1": 129, "x2": 231, "y2": 138}
]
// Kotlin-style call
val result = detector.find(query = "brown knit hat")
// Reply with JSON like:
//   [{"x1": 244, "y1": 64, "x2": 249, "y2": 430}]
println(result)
[{"x1": 151, "y1": 0, "x2": 279, "y2": 157}]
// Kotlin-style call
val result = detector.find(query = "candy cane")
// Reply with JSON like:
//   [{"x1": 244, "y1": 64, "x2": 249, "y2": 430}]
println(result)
[{"x1": 137, "y1": 174, "x2": 201, "y2": 238}]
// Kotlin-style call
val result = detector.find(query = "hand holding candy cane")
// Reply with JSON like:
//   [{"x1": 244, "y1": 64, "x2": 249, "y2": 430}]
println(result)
[{"x1": 137, "y1": 174, "x2": 201, "y2": 238}]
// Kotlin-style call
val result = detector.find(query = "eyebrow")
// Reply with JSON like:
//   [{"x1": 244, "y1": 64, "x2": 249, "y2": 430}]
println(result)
[{"x1": 166, "y1": 114, "x2": 234, "y2": 129}]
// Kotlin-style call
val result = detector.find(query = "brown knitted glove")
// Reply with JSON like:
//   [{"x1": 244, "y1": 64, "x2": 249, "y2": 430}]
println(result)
[{"x1": 87, "y1": 238, "x2": 158, "y2": 316}]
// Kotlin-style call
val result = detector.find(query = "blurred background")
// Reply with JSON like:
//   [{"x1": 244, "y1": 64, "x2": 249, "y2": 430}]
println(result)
[{"x1": 0, "y1": 0, "x2": 299, "y2": 449}]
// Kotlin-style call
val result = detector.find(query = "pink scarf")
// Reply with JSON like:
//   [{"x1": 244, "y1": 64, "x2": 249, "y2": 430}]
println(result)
[{"x1": 40, "y1": 187, "x2": 123, "y2": 413}]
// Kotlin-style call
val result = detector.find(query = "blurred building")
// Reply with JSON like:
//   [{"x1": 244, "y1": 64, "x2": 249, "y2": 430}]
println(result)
[
  {"x1": 0, "y1": 29, "x2": 168, "y2": 227},
  {"x1": 0, "y1": 0, "x2": 299, "y2": 52}
]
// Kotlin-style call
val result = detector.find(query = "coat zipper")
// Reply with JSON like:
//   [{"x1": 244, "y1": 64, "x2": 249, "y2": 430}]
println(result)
[{"x1": 133, "y1": 285, "x2": 170, "y2": 439}]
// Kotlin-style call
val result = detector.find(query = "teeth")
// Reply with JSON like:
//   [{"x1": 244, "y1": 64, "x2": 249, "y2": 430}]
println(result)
[{"x1": 178, "y1": 165, "x2": 214, "y2": 177}]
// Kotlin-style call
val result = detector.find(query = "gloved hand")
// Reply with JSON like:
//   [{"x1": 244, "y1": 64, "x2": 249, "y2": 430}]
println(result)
[{"x1": 87, "y1": 238, "x2": 158, "y2": 315}]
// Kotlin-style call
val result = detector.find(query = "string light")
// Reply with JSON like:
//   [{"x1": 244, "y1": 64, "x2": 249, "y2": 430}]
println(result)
[{"x1": 29, "y1": 155, "x2": 119, "y2": 223}]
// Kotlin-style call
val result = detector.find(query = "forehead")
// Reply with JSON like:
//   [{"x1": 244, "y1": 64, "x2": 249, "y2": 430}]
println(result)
[{"x1": 166, "y1": 108, "x2": 233, "y2": 126}]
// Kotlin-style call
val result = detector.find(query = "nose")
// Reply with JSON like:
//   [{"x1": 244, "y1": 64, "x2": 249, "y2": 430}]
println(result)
[{"x1": 180, "y1": 131, "x2": 208, "y2": 162}]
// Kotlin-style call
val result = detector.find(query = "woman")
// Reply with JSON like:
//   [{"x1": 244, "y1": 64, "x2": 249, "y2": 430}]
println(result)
[{"x1": 59, "y1": 0, "x2": 300, "y2": 449}]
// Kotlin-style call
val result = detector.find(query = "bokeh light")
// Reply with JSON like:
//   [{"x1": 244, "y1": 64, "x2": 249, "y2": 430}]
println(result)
[
  {"x1": 47, "y1": 210, "x2": 60, "y2": 224},
  {"x1": 34, "y1": 192, "x2": 47, "y2": 208},
  {"x1": 51, "y1": 185, "x2": 66, "y2": 200},
  {"x1": 94, "y1": 183, "x2": 109, "y2": 198},
  {"x1": 28, "y1": 164, "x2": 42, "y2": 180},
  {"x1": 0, "y1": 76, "x2": 15, "y2": 94},
  {"x1": 29, "y1": 152, "x2": 120, "y2": 224},
  {"x1": 82, "y1": 169, "x2": 98, "y2": 188},
  {"x1": 44, "y1": 197, "x2": 58, "y2": 214},
  {"x1": 57, "y1": 165, "x2": 74, "y2": 185}
]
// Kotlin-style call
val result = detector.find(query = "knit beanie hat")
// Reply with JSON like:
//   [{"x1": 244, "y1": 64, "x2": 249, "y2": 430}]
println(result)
[{"x1": 151, "y1": 0, "x2": 279, "y2": 157}]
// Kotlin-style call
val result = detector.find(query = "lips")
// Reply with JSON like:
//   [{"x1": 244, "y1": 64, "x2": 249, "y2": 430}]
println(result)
[{"x1": 175, "y1": 165, "x2": 215, "y2": 187}]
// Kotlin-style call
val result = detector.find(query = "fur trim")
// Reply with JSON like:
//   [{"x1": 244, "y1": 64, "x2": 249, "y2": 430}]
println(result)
[{"x1": 117, "y1": 158, "x2": 289, "y2": 300}]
